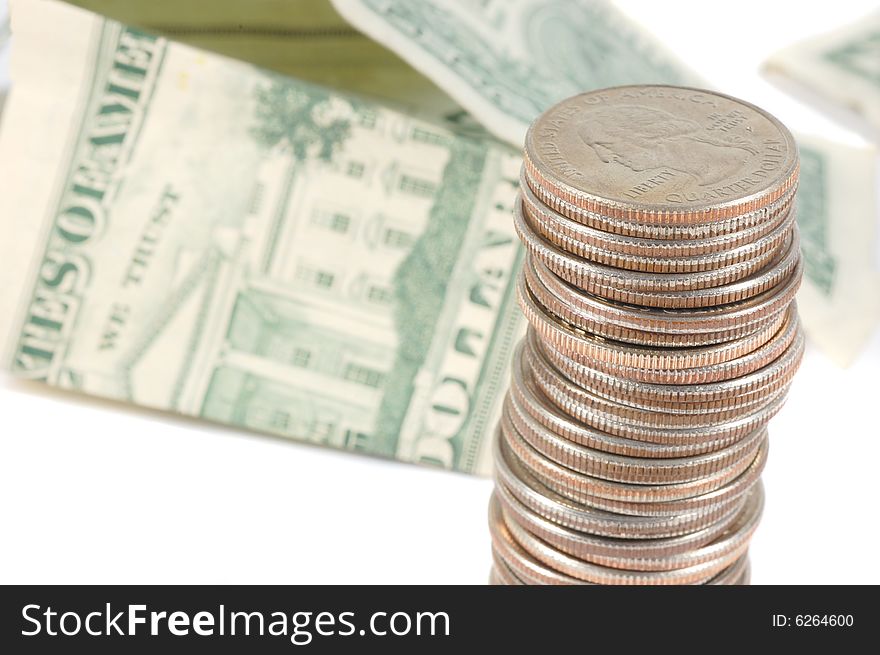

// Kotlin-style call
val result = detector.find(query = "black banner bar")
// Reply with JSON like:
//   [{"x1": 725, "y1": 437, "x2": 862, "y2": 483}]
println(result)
[{"x1": 1, "y1": 585, "x2": 868, "y2": 653}]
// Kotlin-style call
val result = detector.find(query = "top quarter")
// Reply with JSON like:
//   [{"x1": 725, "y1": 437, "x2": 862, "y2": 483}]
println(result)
[{"x1": 523, "y1": 85, "x2": 799, "y2": 225}]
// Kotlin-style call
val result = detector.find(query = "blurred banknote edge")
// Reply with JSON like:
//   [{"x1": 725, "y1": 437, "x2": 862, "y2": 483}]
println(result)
[
  {"x1": 0, "y1": 0, "x2": 9, "y2": 115},
  {"x1": 764, "y1": 12, "x2": 880, "y2": 143}
]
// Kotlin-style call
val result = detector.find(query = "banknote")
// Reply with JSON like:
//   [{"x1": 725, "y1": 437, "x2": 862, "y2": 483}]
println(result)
[
  {"x1": 765, "y1": 12, "x2": 880, "y2": 140},
  {"x1": 332, "y1": 0, "x2": 880, "y2": 363},
  {"x1": 0, "y1": 0, "x2": 8, "y2": 46},
  {"x1": 0, "y1": 0, "x2": 524, "y2": 475},
  {"x1": 793, "y1": 134, "x2": 880, "y2": 363}
]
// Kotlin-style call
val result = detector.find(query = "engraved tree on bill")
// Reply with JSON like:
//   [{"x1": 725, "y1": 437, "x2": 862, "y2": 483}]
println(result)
[{"x1": 250, "y1": 76, "x2": 357, "y2": 163}]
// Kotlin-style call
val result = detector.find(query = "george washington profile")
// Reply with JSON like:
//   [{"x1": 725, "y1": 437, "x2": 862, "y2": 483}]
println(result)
[{"x1": 577, "y1": 105, "x2": 760, "y2": 186}]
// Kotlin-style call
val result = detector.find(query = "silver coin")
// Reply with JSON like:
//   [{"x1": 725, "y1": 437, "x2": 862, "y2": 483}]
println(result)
[
  {"x1": 496, "y1": 426, "x2": 764, "y2": 522},
  {"x1": 499, "y1": 483, "x2": 763, "y2": 572},
  {"x1": 523, "y1": 86, "x2": 798, "y2": 226},
  {"x1": 524, "y1": 326, "x2": 804, "y2": 410},
  {"x1": 495, "y1": 492, "x2": 760, "y2": 585},
  {"x1": 514, "y1": 198, "x2": 800, "y2": 306},
  {"x1": 523, "y1": 254, "x2": 790, "y2": 347}
]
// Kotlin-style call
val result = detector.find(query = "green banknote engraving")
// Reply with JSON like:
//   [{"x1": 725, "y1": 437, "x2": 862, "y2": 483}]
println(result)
[
  {"x1": 12, "y1": 23, "x2": 166, "y2": 384},
  {"x1": 356, "y1": 0, "x2": 696, "y2": 123},
  {"x1": 796, "y1": 147, "x2": 836, "y2": 296},
  {"x1": 7, "y1": 12, "x2": 521, "y2": 474},
  {"x1": 823, "y1": 29, "x2": 880, "y2": 87}
]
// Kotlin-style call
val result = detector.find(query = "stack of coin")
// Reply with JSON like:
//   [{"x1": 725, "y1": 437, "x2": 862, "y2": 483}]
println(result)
[{"x1": 489, "y1": 85, "x2": 804, "y2": 585}]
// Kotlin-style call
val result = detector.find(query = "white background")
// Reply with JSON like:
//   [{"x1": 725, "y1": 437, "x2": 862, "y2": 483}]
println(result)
[{"x1": 1, "y1": 0, "x2": 878, "y2": 584}]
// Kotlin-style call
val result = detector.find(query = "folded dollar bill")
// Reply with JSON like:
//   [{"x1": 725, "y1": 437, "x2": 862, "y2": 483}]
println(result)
[{"x1": 0, "y1": 0, "x2": 523, "y2": 474}]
